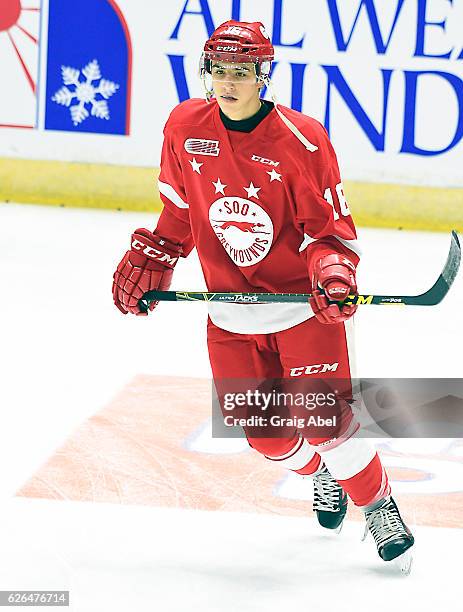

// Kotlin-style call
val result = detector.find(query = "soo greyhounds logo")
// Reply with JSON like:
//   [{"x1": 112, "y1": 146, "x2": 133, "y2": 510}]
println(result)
[{"x1": 209, "y1": 197, "x2": 274, "y2": 267}]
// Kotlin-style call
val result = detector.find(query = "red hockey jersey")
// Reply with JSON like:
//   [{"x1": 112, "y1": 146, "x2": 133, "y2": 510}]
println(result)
[{"x1": 156, "y1": 98, "x2": 360, "y2": 334}]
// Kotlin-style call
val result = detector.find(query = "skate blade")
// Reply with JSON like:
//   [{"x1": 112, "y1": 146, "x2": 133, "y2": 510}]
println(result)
[
  {"x1": 393, "y1": 549, "x2": 413, "y2": 575},
  {"x1": 335, "y1": 520, "x2": 344, "y2": 535}
]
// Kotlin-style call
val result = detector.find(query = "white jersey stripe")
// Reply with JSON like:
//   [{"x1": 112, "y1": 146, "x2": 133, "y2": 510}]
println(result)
[
  {"x1": 333, "y1": 235, "x2": 362, "y2": 256},
  {"x1": 299, "y1": 233, "x2": 362, "y2": 257},
  {"x1": 158, "y1": 180, "x2": 189, "y2": 209},
  {"x1": 299, "y1": 233, "x2": 316, "y2": 252},
  {"x1": 208, "y1": 302, "x2": 313, "y2": 334}
]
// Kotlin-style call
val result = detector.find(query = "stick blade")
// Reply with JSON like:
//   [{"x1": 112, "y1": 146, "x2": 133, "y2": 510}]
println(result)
[
  {"x1": 443, "y1": 230, "x2": 461, "y2": 288},
  {"x1": 416, "y1": 230, "x2": 461, "y2": 306}
]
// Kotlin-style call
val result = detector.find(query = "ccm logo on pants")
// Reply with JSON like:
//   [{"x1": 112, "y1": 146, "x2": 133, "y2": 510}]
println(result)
[{"x1": 290, "y1": 363, "x2": 339, "y2": 377}]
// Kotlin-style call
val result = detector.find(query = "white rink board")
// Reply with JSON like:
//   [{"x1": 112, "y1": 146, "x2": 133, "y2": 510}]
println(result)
[{"x1": 1, "y1": 0, "x2": 463, "y2": 186}]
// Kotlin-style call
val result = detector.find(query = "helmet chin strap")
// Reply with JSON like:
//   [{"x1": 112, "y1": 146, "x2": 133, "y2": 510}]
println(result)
[
  {"x1": 262, "y1": 76, "x2": 318, "y2": 153},
  {"x1": 203, "y1": 79, "x2": 214, "y2": 103},
  {"x1": 199, "y1": 56, "x2": 213, "y2": 102}
]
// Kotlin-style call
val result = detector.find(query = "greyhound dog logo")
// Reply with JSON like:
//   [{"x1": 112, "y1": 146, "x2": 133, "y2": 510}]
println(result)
[
  {"x1": 209, "y1": 197, "x2": 274, "y2": 267},
  {"x1": 211, "y1": 220, "x2": 271, "y2": 234}
]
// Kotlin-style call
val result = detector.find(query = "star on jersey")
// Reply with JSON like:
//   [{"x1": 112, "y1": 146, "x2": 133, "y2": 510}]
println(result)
[
  {"x1": 212, "y1": 177, "x2": 227, "y2": 195},
  {"x1": 244, "y1": 182, "x2": 261, "y2": 199},
  {"x1": 189, "y1": 157, "x2": 203, "y2": 174},
  {"x1": 267, "y1": 169, "x2": 282, "y2": 182}
]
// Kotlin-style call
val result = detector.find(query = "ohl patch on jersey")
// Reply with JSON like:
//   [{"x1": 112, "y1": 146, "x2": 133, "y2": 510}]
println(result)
[
  {"x1": 0, "y1": 0, "x2": 131, "y2": 134},
  {"x1": 209, "y1": 196, "x2": 274, "y2": 267}
]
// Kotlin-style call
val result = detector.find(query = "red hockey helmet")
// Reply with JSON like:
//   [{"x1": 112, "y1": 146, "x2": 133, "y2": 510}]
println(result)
[{"x1": 201, "y1": 20, "x2": 274, "y2": 79}]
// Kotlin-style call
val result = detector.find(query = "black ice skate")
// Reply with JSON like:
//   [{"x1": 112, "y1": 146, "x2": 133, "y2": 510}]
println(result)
[
  {"x1": 312, "y1": 466, "x2": 348, "y2": 532},
  {"x1": 363, "y1": 496, "x2": 414, "y2": 574}
]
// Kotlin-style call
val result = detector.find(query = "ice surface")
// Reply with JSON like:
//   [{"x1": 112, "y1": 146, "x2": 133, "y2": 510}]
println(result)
[
  {"x1": 1, "y1": 203, "x2": 462, "y2": 609},
  {"x1": 0, "y1": 497, "x2": 461, "y2": 612}
]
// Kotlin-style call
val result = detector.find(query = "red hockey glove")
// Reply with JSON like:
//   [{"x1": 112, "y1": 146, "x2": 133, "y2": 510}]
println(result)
[
  {"x1": 309, "y1": 253, "x2": 358, "y2": 324},
  {"x1": 112, "y1": 229, "x2": 182, "y2": 316}
]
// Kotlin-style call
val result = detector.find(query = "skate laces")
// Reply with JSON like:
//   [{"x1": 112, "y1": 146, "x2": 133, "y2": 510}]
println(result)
[
  {"x1": 362, "y1": 498, "x2": 408, "y2": 545},
  {"x1": 312, "y1": 467, "x2": 342, "y2": 512}
]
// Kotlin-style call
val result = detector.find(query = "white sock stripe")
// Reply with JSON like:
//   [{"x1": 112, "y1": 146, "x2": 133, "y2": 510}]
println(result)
[
  {"x1": 332, "y1": 417, "x2": 360, "y2": 450},
  {"x1": 265, "y1": 438, "x2": 316, "y2": 470},
  {"x1": 316, "y1": 436, "x2": 376, "y2": 481},
  {"x1": 265, "y1": 436, "x2": 304, "y2": 461},
  {"x1": 317, "y1": 418, "x2": 360, "y2": 453}
]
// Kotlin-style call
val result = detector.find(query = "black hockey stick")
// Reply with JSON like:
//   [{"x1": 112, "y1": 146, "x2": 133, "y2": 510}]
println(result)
[{"x1": 139, "y1": 231, "x2": 460, "y2": 312}]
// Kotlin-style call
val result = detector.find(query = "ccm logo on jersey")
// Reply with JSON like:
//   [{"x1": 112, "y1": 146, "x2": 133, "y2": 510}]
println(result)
[
  {"x1": 251, "y1": 154, "x2": 280, "y2": 167},
  {"x1": 132, "y1": 239, "x2": 178, "y2": 266},
  {"x1": 185, "y1": 138, "x2": 220, "y2": 157},
  {"x1": 290, "y1": 363, "x2": 339, "y2": 377}
]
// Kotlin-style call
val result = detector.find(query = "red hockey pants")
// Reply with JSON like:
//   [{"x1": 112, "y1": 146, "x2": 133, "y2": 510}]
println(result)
[{"x1": 207, "y1": 316, "x2": 390, "y2": 507}]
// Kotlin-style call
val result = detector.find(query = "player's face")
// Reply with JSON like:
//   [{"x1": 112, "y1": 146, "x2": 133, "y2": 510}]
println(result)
[{"x1": 211, "y1": 62, "x2": 262, "y2": 120}]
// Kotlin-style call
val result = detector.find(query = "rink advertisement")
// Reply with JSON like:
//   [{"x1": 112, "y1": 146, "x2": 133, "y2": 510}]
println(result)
[
  {"x1": 1, "y1": 0, "x2": 462, "y2": 217},
  {"x1": 44, "y1": 0, "x2": 131, "y2": 135},
  {"x1": 0, "y1": 0, "x2": 131, "y2": 135},
  {"x1": 167, "y1": 0, "x2": 463, "y2": 187}
]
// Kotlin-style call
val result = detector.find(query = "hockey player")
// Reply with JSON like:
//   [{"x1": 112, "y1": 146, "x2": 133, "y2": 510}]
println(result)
[{"x1": 112, "y1": 21, "x2": 414, "y2": 568}]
